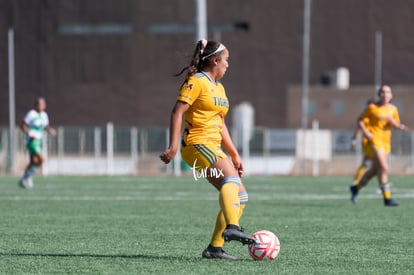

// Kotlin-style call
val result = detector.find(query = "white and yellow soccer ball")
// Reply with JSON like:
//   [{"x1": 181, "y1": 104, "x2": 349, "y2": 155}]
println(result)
[{"x1": 248, "y1": 230, "x2": 281, "y2": 260}]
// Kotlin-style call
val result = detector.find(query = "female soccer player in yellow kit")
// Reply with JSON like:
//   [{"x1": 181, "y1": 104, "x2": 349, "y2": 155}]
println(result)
[
  {"x1": 350, "y1": 99, "x2": 376, "y2": 186},
  {"x1": 350, "y1": 85, "x2": 411, "y2": 206},
  {"x1": 160, "y1": 40, "x2": 257, "y2": 260}
]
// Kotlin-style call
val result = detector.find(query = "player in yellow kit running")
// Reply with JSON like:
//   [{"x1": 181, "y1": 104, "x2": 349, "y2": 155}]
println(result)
[
  {"x1": 350, "y1": 85, "x2": 411, "y2": 206},
  {"x1": 160, "y1": 39, "x2": 257, "y2": 260},
  {"x1": 350, "y1": 99, "x2": 375, "y2": 187}
]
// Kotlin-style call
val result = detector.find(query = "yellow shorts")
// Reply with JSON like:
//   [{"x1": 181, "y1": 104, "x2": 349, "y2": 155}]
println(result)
[
  {"x1": 371, "y1": 139, "x2": 391, "y2": 154},
  {"x1": 181, "y1": 144, "x2": 227, "y2": 171},
  {"x1": 362, "y1": 142, "x2": 375, "y2": 158}
]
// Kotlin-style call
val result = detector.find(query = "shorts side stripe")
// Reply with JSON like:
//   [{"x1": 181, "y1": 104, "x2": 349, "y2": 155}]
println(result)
[{"x1": 193, "y1": 145, "x2": 216, "y2": 166}]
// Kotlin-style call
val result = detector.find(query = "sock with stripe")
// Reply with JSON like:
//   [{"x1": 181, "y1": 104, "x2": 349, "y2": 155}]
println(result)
[
  {"x1": 380, "y1": 183, "x2": 391, "y2": 200},
  {"x1": 210, "y1": 190, "x2": 248, "y2": 247},
  {"x1": 353, "y1": 164, "x2": 366, "y2": 186},
  {"x1": 238, "y1": 191, "x2": 248, "y2": 219},
  {"x1": 219, "y1": 176, "x2": 241, "y2": 226}
]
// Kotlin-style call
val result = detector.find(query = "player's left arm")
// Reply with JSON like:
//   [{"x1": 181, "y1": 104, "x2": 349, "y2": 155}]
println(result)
[
  {"x1": 385, "y1": 119, "x2": 411, "y2": 132},
  {"x1": 395, "y1": 122, "x2": 411, "y2": 132},
  {"x1": 45, "y1": 125, "x2": 57, "y2": 136},
  {"x1": 221, "y1": 120, "x2": 244, "y2": 177},
  {"x1": 388, "y1": 107, "x2": 412, "y2": 132}
]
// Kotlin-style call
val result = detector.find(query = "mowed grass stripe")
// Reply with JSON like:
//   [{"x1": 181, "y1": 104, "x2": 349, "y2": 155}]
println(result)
[
  {"x1": 1, "y1": 175, "x2": 413, "y2": 202},
  {"x1": 2, "y1": 192, "x2": 414, "y2": 201}
]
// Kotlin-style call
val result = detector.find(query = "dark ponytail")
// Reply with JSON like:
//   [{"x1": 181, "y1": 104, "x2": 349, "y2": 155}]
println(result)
[{"x1": 175, "y1": 40, "x2": 223, "y2": 82}]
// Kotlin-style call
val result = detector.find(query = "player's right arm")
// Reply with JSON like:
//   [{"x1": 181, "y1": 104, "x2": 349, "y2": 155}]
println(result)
[
  {"x1": 20, "y1": 111, "x2": 35, "y2": 139},
  {"x1": 21, "y1": 110, "x2": 36, "y2": 139},
  {"x1": 20, "y1": 120, "x2": 30, "y2": 136},
  {"x1": 358, "y1": 108, "x2": 373, "y2": 141},
  {"x1": 160, "y1": 101, "x2": 190, "y2": 164},
  {"x1": 358, "y1": 119, "x2": 372, "y2": 141},
  {"x1": 350, "y1": 122, "x2": 361, "y2": 150}
]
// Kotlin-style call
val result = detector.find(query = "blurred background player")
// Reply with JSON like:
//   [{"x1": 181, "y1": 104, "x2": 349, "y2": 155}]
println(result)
[
  {"x1": 160, "y1": 39, "x2": 257, "y2": 260},
  {"x1": 350, "y1": 85, "x2": 411, "y2": 206},
  {"x1": 349, "y1": 98, "x2": 376, "y2": 188},
  {"x1": 19, "y1": 97, "x2": 56, "y2": 188}
]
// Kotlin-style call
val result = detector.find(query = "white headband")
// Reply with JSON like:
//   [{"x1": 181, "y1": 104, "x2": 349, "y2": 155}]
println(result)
[
  {"x1": 201, "y1": 43, "x2": 226, "y2": 60},
  {"x1": 200, "y1": 39, "x2": 208, "y2": 54}
]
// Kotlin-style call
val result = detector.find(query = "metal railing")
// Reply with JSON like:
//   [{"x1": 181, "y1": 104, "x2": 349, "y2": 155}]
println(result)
[{"x1": 1, "y1": 124, "x2": 413, "y2": 176}]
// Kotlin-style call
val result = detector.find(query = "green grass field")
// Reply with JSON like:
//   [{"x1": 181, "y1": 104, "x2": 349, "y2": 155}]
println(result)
[{"x1": 0, "y1": 175, "x2": 413, "y2": 274}]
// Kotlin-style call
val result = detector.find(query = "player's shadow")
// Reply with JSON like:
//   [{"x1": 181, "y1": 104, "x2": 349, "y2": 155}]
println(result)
[
  {"x1": 0, "y1": 252, "x2": 252, "y2": 262},
  {"x1": 0, "y1": 252, "x2": 193, "y2": 261}
]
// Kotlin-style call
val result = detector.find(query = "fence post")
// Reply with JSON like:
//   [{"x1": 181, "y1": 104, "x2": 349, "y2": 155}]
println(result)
[
  {"x1": 263, "y1": 128, "x2": 270, "y2": 175},
  {"x1": 131, "y1": 127, "x2": 138, "y2": 174},
  {"x1": 312, "y1": 120, "x2": 319, "y2": 177},
  {"x1": 106, "y1": 122, "x2": 114, "y2": 175},
  {"x1": 94, "y1": 127, "x2": 101, "y2": 173},
  {"x1": 79, "y1": 129, "x2": 86, "y2": 156},
  {"x1": 412, "y1": 132, "x2": 414, "y2": 170},
  {"x1": 42, "y1": 134, "x2": 49, "y2": 176},
  {"x1": 57, "y1": 127, "x2": 64, "y2": 175}
]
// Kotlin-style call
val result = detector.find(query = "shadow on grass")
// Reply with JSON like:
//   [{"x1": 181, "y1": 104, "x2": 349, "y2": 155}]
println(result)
[
  {"x1": 0, "y1": 252, "x2": 253, "y2": 262},
  {"x1": 0, "y1": 252, "x2": 195, "y2": 261}
]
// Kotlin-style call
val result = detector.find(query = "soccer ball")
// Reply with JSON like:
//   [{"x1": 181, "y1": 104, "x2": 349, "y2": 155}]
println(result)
[{"x1": 248, "y1": 230, "x2": 281, "y2": 260}]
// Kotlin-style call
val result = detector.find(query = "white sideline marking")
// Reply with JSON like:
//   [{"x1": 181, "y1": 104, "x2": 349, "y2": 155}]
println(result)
[{"x1": 1, "y1": 193, "x2": 414, "y2": 201}]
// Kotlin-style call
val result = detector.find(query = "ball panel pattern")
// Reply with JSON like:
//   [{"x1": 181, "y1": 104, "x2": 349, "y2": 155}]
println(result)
[{"x1": 248, "y1": 230, "x2": 280, "y2": 260}]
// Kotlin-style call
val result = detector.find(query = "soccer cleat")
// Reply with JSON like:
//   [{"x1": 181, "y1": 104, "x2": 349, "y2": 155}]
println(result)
[
  {"x1": 18, "y1": 179, "x2": 25, "y2": 188},
  {"x1": 18, "y1": 177, "x2": 34, "y2": 189},
  {"x1": 222, "y1": 225, "x2": 258, "y2": 245},
  {"x1": 384, "y1": 199, "x2": 400, "y2": 207},
  {"x1": 201, "y1": 245, "x2": 237, "y2": 260},
  {"x1": 26, "y1": 177, "x2": 34, "y2": 189},
  {"x1": 349, "y1": 185, "x2": 358, "y2": 204}
]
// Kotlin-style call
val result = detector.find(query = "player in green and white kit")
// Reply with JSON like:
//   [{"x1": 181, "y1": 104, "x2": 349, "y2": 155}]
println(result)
[{"x1": 19, "y1": 97, "x2": 56, "y2": 188}]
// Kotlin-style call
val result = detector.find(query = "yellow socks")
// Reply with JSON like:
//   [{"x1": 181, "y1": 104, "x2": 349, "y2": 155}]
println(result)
[
  {"x1": 210, "y1": 211, "x2": 226, "y2": 247},
  {"x1": 380, "y1": 183, "x2": 391, "y2": 200},
  {"x1": 210, "y1": 181, "x2": 248, "y2": 248},
  {"x1": 219, "y1": 176, "x2": 241, "y2": 226},
  {"x1": 353, "y1": 164, "x2": 366, "y2": 186},
  {"x1": 238, "y1": 191, "x2": 248, "y2": 218}
]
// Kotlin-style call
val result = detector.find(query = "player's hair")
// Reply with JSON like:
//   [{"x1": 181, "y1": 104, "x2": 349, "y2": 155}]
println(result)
[
  {"x1": 377, "y1": 84, "x2": 391, "y2": 95},
  {"x1": 35, "y1": 97, "x2": 46, "y2": 106},
  {"x1": 366, "y1": 98, "x2": 375, "y2": 105},
  {"x1": 175, "y1": 40, "x2": 224, "y2": 81}
]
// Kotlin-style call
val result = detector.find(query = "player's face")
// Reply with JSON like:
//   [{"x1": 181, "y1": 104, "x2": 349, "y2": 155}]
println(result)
[
  {"x1": 216, "y1": 49, "x2": 229, "y2": 80},
  {"x1": 379, "y1": 86, "x2": 393, "y2": 103},
  {"x1": 36, "y1": 99, "x2": 47, "y2": 112}
]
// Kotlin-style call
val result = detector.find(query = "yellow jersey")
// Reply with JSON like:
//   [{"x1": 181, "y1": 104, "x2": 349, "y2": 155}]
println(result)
[
  {"x1": 361, "y1": 103, "x2": 400, "y2": 153},
  {"x1": 177, "y1": 72, "x2": 229, "y2": 145}
]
